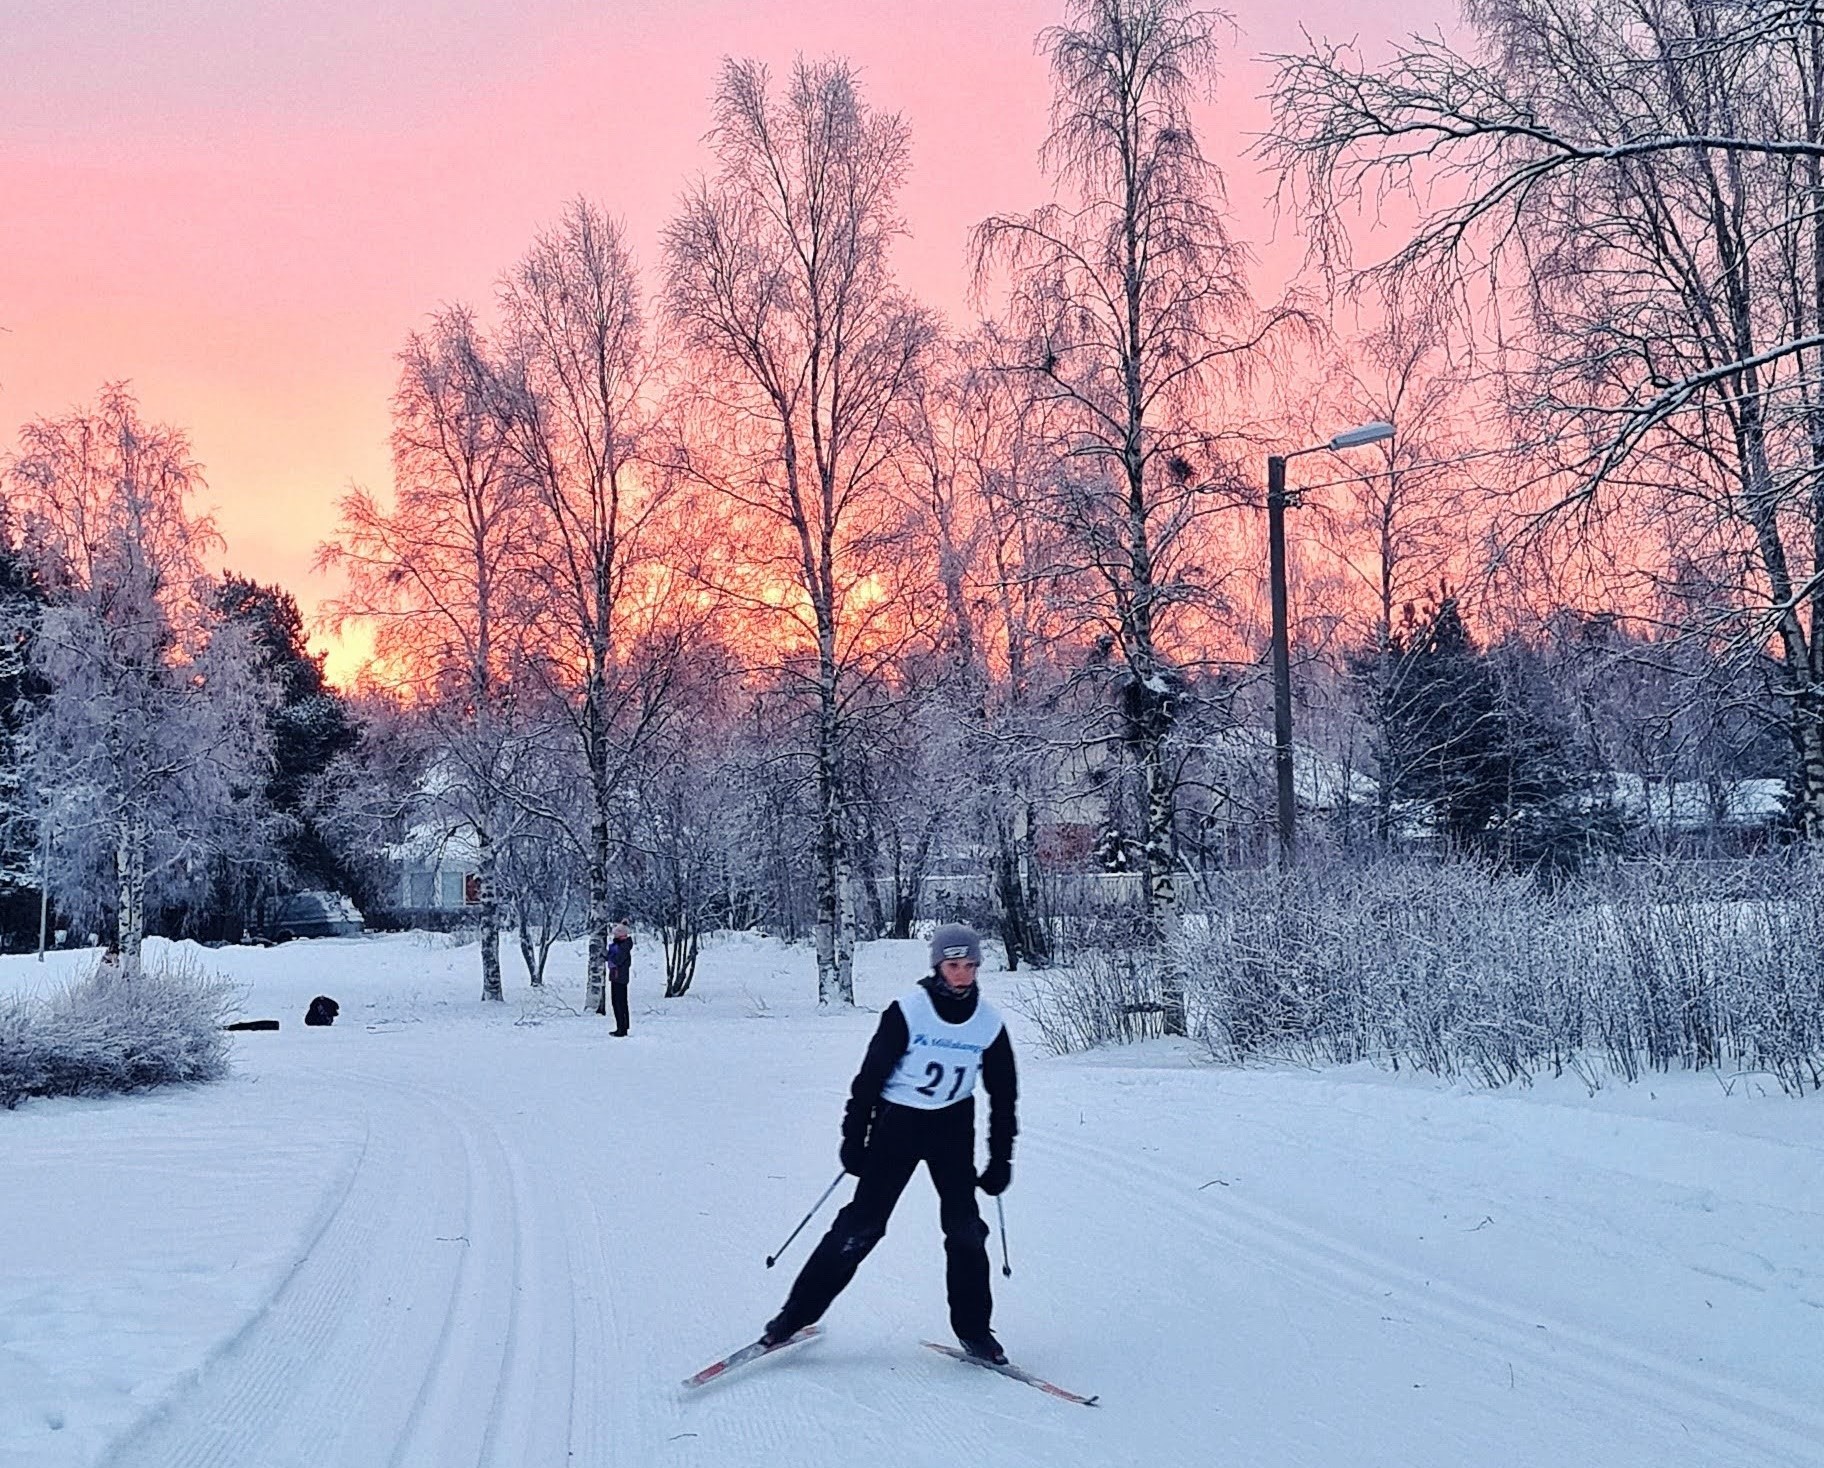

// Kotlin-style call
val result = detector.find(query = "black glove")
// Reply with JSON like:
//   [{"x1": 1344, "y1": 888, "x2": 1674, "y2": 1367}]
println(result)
[
  {"x1": 840, "y1": 1136, "x2": 868, "y2": 1177},
  {"x1": 977, "y1": 1157, "x2": 1011, "y2": 1196}
]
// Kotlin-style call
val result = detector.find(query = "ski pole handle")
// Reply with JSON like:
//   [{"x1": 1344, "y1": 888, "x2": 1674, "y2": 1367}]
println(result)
[
  {"x1": 766, "y1": 1171, "x2": 847, "y2": 1268},
  {"x1": 996, "y1": 1195, "x2": 1012, "y2": 1277}
]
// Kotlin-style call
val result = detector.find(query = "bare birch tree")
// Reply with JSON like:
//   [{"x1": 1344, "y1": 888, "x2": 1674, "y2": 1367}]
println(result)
[
  {"x1": 319, "y1": 307, "x2": 536, "y2": 1002},
  {"x1": 664, "y1": 57, "x2": 936, "y2": 1005},
  {"x1": 495, "y1": 199, "x2": 682, "y2": 1016},
  {"x1": 1266, "y1": 0, "x2": 1824, "y2": 837},
  {"x1": 905, "y1": 333, "x2": 1079, "y2": 965},
  {"x1": 975, "y1": 0, "x2": 1301, "y2": 924}
]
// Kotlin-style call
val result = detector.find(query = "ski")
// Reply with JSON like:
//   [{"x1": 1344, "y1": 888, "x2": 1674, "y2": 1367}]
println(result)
[
  {"x1": 682, "y1": 1325, "x2": 821, "y2": 1389},
  {"x1": 921, "y1": 1341, "x2": 1100, "y2": 1407}
]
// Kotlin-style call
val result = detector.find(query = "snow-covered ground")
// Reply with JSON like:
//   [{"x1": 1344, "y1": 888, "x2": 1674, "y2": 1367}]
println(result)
[{"x1": 3, "y1": 931, "x2": 1822, "y2": 1468}]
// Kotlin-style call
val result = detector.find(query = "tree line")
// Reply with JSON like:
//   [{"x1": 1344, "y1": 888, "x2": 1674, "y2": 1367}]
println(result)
[{"x1": 3, "y1": 0, "x2": 1820, "y2": 1002}]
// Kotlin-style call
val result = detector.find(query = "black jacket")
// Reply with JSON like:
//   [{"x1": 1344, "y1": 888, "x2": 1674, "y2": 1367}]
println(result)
[{"x1": 842, "y1": 974, "x2": 1017, "y2": 1166}]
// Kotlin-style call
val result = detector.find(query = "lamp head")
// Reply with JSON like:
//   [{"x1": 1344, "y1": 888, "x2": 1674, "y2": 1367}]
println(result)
[{"x1": 1329, "y1": 420, "x2": 1396, "y2": 451}]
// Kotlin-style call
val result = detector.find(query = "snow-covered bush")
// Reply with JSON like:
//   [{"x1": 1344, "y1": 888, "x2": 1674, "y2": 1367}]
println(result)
[
  {"x1": 1016, "y1": 897, "x2": 1189, "y2": 1050},
  {"x1": 1019, "y1": 942, "x2": 1179, "y2": 1053},
  {"x1": 0, "y1": 952, "x2": 235, "y2": 1109},
  {"x1": 1029, "y1": 855, "x2": 1824, "y2": 1094}
]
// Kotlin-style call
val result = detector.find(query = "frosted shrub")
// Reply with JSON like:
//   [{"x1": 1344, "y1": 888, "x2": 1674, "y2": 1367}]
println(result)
[
  {"x1": 0, "y1": 952, "x2": 236, "y2": 1109},
  {"x1": 1020, "y1": 943, "x2": 1179, "y2": 1053},
  {"x1": 1016, "y1": 899, "x2": 1193, "y2": 1050},
  {"x1": 0, "y1": 997, "x2": 29, "y2": 1105},
  {"x1": 1031, "y1": 854, "x2": 1824, "y2": 1094},
  {"x1": 1599, "y1": 860, "x2": 1824, "y2": 1094}
]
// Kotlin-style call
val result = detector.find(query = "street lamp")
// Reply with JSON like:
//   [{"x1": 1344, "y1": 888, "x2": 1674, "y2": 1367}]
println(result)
[{"x1": 1267, "y1": 420, "x2": 1395, "y2": 868}]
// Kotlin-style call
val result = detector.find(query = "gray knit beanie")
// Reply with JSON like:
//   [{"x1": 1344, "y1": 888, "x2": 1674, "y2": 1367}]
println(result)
[{"x1": 929, "y1": 923, "x2": 983, "y2": 969}]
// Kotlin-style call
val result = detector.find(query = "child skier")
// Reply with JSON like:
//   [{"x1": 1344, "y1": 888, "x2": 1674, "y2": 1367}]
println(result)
[{"x1": 761, "y1": 923, "x2": 1018, "y2": 1363}]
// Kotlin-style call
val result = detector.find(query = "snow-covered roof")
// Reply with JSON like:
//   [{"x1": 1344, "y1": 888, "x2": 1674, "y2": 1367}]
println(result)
[
  {"x1": 382, "y1": 821, "x2": 482, "y2": 869},
  {"x1": 1186, "y1": 727, "x2": 1380, "y2": 811}
]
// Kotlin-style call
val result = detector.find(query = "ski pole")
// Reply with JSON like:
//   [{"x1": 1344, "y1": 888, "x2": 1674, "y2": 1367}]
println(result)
[
  {"x1": 995, "y1": 1195, "x2": 1012, "y2": 1277},
  {"x1": 766, "y1": 1171, "x2": 846, "y2": 1268}
]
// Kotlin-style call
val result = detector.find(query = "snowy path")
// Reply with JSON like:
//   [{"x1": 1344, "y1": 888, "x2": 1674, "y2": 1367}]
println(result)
[
  {"x1": 4, "y1": 933, "x2": 1824, "y2": 1467},
  {"x1": 100, "y1": 1068, "x2": 562, "y2": 1468}
]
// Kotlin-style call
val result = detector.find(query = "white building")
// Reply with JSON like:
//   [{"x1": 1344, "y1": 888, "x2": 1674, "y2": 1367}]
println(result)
[{"x1": 385, "y1": 823, "x2": 482, "y2": 913}]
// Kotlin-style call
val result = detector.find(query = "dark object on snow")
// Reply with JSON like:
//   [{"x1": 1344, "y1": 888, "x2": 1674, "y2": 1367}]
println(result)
[
  {"x1": 304, "y1": 995, "x2": 340, "y2": 1027},
  {"x1": 223, "y1": 1019, "x2": 281, "y2": 1032},
  {"x1": 267, "y1": 891, "x2": 365, "y2": 941}
]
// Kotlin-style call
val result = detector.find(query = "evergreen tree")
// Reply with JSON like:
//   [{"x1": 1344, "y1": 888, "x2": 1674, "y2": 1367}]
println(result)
[
  {"x1": 213, "y1": 576, "x2": 359, "y2": 893},
  {"x1": 1367, "y1": 595, "x2": 1619, "y2": 869},
  {"x1": 1483, "y1": 635, "x2": 1622, "y2": 873},
  {"x1": 1371, "y1": 595, "x2": 1505, "y2": 848},
  {"x1": 0, "y1": 526, "x2": 49, "y2": 948}
]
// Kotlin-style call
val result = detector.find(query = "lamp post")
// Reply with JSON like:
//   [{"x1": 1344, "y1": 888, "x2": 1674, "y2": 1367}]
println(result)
[{"x1": 1268, "y1": 421, "x2": 1395, "y2": 868}]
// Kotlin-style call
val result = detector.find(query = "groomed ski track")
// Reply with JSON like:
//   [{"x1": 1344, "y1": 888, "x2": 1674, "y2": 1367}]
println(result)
[{"x1": 5, "y1": 936, "x2": 1820, "y2": 1468}]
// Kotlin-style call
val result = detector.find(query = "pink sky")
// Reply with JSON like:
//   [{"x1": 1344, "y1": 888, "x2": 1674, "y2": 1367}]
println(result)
[{"x1": 3, "y1": 0, "x2": 1453, "y2": 681}]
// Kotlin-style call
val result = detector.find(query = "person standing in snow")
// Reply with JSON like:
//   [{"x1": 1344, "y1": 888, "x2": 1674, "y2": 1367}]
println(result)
[
  {"x1": 760, "y1": 923, "x2": 1017, "y2": 1364},
  {"x1": 606, "y1": 922, "x2": 634, "y2": 1036}
]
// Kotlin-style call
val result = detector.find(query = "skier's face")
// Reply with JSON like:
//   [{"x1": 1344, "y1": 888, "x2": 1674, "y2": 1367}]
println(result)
[{"x1": 938, "y1": 957, "x2": 979, "y2": 991}]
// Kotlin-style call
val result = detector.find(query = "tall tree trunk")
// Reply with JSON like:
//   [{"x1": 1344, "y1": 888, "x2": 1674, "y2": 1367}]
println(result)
[
  {"x1": 892, "y1": 815, "x2": 936, "y2": 940},
  {"x1": 994, "y1": 797, "x2": 1051, "y2": 970},
  {"x1": 1016, "y1": 796, "x2": 1048, "y2": 964},
  {"x1": 1141, "y1": 729, "x2": 1176, "y2": 914},
  {"x1": 851, "y1": 808, "x2": 889, "y2": 939},
  {"x1": 116, "y1": 813, "x2": 146, "y2": 975},
  {"x1": 992, "y1": 817, "x2": 1025, "y2": 972},
  {"x1": 584, "y1": 659, "x2": 613, "y2": 1015},
  {"x1": 663, "y1": 917, "x2": 701, "y2": 997},
  {"x1": 477, "y1": 824, "x2": 503, "y2": 1002},
  {"x1": 516, "y1": 902, "x2": 542, "y2": 987},
  {"x1": 837, "y1": 849, "x2": 857, "y2": 995},
  {"x1": 813, "y1": 789, "x2": 841, "y2": 1006},
  {"x1": 587, "y1": 792, "x2": 610, "y2": 1015},
  {"x1": 1133, "y1": 668, "x2": 1186, "y2": 1034},
  {"x1": 1803, "y1": 22, "x2": 1824, "y2": 845},
  {"x1": 1795, "y1": 695, "x2": 1824, "y2": 839},
  {"x1": 814, "y1": 622, "x2": 854, "y2": 1005}
]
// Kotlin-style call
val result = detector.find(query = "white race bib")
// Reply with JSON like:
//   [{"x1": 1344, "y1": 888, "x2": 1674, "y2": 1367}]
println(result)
[{"x1": 880, "y1": 986, "x2": 1005, "y2": 1111}]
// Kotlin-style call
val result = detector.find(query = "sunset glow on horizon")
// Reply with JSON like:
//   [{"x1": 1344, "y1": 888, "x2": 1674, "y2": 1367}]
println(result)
[{"x1": 4, "y1": 0, "x2": 1454, "y2": 686}]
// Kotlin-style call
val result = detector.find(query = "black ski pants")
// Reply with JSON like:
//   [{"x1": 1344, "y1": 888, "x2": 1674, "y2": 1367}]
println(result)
[
  {"x1": 609, "y1": 979, "x2": 630, "y2": 1034},
  {"x1": 777, "y1": 1098, "x2": 992, "y2": 1339}
]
